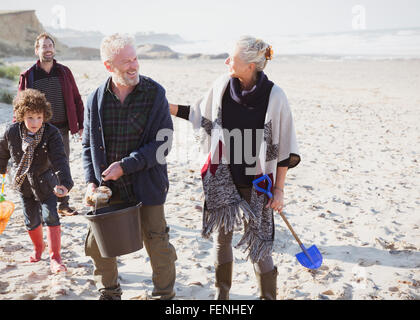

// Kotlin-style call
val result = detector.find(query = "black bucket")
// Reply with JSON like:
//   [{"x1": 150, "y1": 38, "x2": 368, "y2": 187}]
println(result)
[{"x1": 85, "y1": 202, "x2": 143, "y2": 258}]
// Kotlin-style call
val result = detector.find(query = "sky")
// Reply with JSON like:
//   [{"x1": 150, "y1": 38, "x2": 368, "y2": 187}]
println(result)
[{"x1": 2, "y1": 0, "x2": 420, "y2": 40}]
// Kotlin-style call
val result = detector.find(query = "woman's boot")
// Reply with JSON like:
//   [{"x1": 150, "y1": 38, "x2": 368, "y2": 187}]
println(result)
[
  {"x1": 27, "y1": 224, "x2": 46, "y2": 263},
  {"x1": 214, "y1": 261, "x2": 233, "y2": 300},
  {"x1": 254, "y1": 266, "x2": 278, "y2": 300},
  {"x1": 46, "y1": 225, "x2": 67, "y2": 273}
]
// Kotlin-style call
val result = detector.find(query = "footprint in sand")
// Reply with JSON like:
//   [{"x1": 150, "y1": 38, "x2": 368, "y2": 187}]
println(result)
[
  {"x1": 0, "y1": 281, "x2": 9, "y2": 294},
  {"x1": 338, "y1": 283, "x2": 354, "y2": 299}
]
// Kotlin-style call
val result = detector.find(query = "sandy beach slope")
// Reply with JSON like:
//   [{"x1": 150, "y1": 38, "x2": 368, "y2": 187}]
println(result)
[{"x1": 0, "y1": 58, "x2": 419, "y2": 300}]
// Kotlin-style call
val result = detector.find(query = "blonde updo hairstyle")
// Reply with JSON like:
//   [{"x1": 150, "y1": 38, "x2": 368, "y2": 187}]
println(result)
[{"x1": 236, "y1": 36, "x2": 273, "y2": 72}]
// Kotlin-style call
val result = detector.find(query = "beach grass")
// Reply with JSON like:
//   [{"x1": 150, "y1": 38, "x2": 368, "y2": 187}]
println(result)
[
  {"x1": 0, "y1": 64, "x2": 20, "y2": 81},
  {"x1": 0, "y1": 90, "x2": 13, "y2": 104}
]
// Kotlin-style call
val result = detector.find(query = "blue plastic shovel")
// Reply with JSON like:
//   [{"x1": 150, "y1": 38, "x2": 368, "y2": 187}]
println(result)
[{"x1": 253, "y1": 174, "x2": 323, "y2": 270}]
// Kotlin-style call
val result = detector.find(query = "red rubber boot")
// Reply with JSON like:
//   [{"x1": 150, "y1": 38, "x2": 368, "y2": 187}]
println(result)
[
  {"x1": 46, "y1": 225, "x2": 67, "y2": 273},
  {"x1": 27, "y1": 225, "x2": 46, "y2": 263}
]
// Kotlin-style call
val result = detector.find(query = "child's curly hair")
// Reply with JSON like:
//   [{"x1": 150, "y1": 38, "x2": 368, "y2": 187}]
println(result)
[{"x1": 13, "y1": 89, "x2": 52, "y2": 122}]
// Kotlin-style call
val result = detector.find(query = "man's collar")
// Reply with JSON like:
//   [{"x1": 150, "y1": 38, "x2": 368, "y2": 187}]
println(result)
[
  {"x1": 105, "y1": 77, "x2": 113, "y2": 94},
  {"x1": 35, "y1": 59, "x2": 57, "y2": 71}
]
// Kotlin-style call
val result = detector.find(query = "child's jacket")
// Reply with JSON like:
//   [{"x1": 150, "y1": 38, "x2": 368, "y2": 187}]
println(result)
[{"x1": 0, "y1": 122, "x2": 73, "y2": 201}]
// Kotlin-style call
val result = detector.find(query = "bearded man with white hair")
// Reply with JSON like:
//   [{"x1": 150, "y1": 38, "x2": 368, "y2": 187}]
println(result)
[{"x1": 82, "y1": 34, "x2": 177, "y2": 300}]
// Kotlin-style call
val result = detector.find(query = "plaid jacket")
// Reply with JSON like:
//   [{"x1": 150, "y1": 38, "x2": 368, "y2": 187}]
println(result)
[
  {"x1": 82, "y1": 75, "x2": 173, "y2": 206},
  {"x1": 102, "y1": 78, "x2": 157, "y2": 202}
]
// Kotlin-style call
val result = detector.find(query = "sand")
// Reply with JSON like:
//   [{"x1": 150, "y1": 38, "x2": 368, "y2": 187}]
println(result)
[{"x1": 0, "y1": 57, "x2": 419, "y2": 300}]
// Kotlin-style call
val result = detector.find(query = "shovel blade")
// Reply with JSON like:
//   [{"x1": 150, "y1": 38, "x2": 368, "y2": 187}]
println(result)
[{"x1": 295, "y1": 245, "x2": 323, "y2": 270}]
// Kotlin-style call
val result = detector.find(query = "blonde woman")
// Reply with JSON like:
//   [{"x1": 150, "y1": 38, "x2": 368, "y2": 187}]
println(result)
[{"x1": 170, "y1": 36, "x2": 301, "y2": 300}]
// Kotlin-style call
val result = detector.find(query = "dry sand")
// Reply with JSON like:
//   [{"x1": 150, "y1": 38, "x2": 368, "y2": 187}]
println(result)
[{"x1": 0, "y1": 57, "x2": 419, "y2": 300}]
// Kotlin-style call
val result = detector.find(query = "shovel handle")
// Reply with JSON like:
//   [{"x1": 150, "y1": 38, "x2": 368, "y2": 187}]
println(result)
[
  {"x1": 253, "y1": 175, "x2": 307, "y2": 252},
  {"x1": 279, "y1": 211, "x2": 304, "y2": 248}
]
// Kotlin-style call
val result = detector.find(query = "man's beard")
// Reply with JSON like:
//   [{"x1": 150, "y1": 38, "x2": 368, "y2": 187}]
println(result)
[
  {"x1": 113, "y1": 69, "x2": 139, "y2": 87},
  {"x1": 41, "y1": 52, "x2": 55, "y2": 62}
]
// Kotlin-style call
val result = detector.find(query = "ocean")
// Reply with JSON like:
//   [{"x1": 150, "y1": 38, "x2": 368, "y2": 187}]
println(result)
[{"x1": 171, "y1": 28, "x2": 420, "y2": 59}]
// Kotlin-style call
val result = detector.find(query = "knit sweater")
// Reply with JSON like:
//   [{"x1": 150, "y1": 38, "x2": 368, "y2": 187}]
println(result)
[
  {"x1": 32, "y1": 63, "x2": 67, "y2": 126},
  {"x1": 19, "y1": 60, "x2": 84, "y2": 134}
]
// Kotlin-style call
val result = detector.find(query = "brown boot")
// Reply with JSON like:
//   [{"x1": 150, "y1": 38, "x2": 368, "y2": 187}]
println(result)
[
  {"x1": 215, "y1": 261, "x2": 233, "y2": 300},
  {"x1": 255, "y1": 266, "x2": 278, "y2": 300}
]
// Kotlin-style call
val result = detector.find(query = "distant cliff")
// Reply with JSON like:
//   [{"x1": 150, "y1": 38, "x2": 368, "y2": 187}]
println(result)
[
  {"x1": 136, "y1": 44, "x2": 228, "y2": 60},
  {"x1": 134, "y1": 32, "x2": 187, "y2": 46},
  {"x1": 46, "y1": 27, "x2": 189, "y2": 49},
  {"x1": 0, "y1": 10, "x2": 224, "y2": 60},
  {"x1": 45, "y1": 27, "x2": 104, "y2": 49},
  {"x1": 0, "y1": 10, "x2": 67, "y2": 57}
]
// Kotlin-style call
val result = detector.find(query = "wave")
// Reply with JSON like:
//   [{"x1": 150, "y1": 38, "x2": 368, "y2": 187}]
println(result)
[{"x1": 173, "y1": 28, "x2": 420, "y2": 59}]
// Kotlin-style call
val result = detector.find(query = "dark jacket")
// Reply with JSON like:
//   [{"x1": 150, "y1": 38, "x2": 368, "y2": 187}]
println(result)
[
  {"x1": 18, "y1": 59, "x2": 84, "y2": 135},
  {"x1": 0, "y1": 122, "x2": 74, "y2": 201},
  {"x1": 82, "y1": 76, "x2": 173, "y2": 206}
]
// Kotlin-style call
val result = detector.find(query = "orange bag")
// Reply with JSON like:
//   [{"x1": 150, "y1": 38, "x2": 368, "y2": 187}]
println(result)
[{"x1": 0, "y1": 174, "x2": 15, "y2": 235}]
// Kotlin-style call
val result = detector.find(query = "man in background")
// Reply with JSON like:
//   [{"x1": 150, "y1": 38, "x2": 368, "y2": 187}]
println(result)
[{"x1": 18, "y1": 32, "x2": 84, "y2": 216}]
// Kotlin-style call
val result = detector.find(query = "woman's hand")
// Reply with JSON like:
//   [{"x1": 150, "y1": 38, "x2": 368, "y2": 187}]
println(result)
[
  {"x1": 169, "y1": 104, "x2": 178, "y2": 116},
  {"x1": 54, "y1": 185, "x2": 69, "y2": 198},
  {"x1": 265, "y1": 187, "x2": 284, "y2": 213}
]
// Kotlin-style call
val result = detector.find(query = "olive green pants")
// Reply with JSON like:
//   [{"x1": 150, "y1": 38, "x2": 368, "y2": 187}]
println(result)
[
  {"x1": 213, "y1": 187, "x2": 274, "y2": 273},
  {"x1": 85, "y1": 202, "x2": 177, "y2": 298}
]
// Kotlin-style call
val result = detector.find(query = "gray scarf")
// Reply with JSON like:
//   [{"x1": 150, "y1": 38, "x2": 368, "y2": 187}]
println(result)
[
  {"x1": 14, "y1": 124, "x2": 45, "y2": 191},
  {"x1": 201, "y1": 118, "x2": 275, "y2": 263}
]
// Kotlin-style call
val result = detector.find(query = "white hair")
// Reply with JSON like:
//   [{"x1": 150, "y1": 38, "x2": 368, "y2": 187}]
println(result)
[
  {"x1": 236, "y1": 36, "x2": 271, "y2": 72},
  {"x1": 100, "y1": 33, "x2": 136, "y2": 63}
]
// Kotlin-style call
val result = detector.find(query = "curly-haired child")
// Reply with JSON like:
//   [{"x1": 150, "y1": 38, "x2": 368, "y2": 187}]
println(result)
[{"x1": 0, "y1": 89, "x2": 73, "y2": 273}]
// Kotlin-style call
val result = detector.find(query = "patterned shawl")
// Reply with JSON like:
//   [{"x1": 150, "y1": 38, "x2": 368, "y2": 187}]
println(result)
[{"x1": 190, "y1": 74, "x2": 300, "y2": 263}]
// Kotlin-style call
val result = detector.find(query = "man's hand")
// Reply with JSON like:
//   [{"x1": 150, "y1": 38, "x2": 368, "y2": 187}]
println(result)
[
  {"x1": 54, "y1": 185, "x2": 69, "y2": 198},
  {"x1": 84, "y1": 182, "x2": 98, "y2": 206},
  {"x1": 265, "y1": 188, "x2": 284, "y2": 213},
  {"x1": 102, "y1": 162, "x2": 124, "y2": 181}
]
